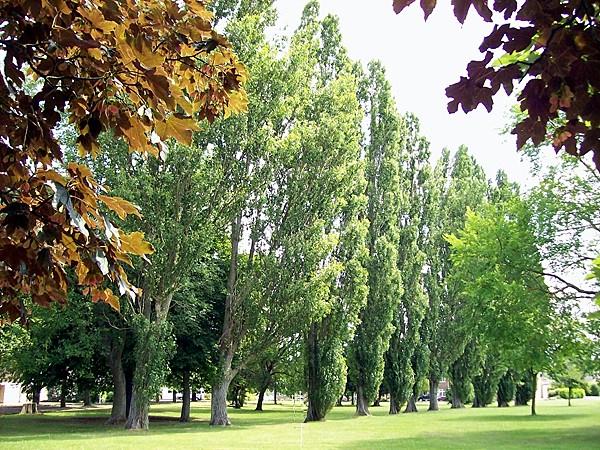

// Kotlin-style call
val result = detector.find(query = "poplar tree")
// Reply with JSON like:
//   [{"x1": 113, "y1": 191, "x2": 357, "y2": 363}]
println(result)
[
  {"x1": 349, "y1": 61, "x2": 403, "y2": 417},
  {"x1": 384, "y1": 114, "x2": 431, "y2": 415}
]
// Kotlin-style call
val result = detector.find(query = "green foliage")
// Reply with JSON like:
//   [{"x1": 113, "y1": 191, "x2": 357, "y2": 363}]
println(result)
[
  {"x1": 497, "y1": 371, "x2": 516, "y2": 406},
  {"x1": 555, "y1": 388, "x2": 585, "y2": 400},
  {"x1": 130, "y1": 316, "x2": 175, "y2": 409},
  {"x1": 349, "y1": 60, "x2": 403, "y2": 411},
  {"x1": 590, "y1": 384, "x2": 600, "y2": 397}
]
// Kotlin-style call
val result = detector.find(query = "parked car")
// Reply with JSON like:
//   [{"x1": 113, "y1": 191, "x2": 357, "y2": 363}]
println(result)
[{"x1": 417, "y1": 394, "x2": 430, "y2": 402}]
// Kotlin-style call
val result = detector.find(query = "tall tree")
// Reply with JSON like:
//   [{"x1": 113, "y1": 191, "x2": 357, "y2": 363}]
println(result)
[
  {"x1": 304, "y1": 13, "x2": 369, "y2": 423},
  {"x1": 423, "y1": 147, "x2": 488, "y2": 411},
  {"x1": 384, "y1": 114, "x2": 431, "y2": 415},
  {"x1": 208, "y1": 2, "x2": 366, "y2": 425},
  {"x1": 349, "y1": 60, "x2": 403, "y2": 417},
  {"x1": 447, "y1": 195, "x2": 556, "y2": 415}
]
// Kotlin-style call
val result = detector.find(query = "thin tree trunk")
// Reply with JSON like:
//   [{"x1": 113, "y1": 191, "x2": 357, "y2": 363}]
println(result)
[
  {"x1": 531, "y1": 371, "x2": 538, "y2": 416},
  {"x1": 180, "y1": 371, "x2": 191, "y2": 422},
  {"x1": 210, "y1": 216, "x2": 243, "y2": 426},
  {"x1": 273, "y1": 386, "x2": 277, "y2": 405},
  {"x1": 107, "y1": 338, "x2": 127, "y2": 424},
  {"x1": 255, "y1": 384, "x2": 268, "y2": 411},
  {"x1": 568, "y1": 386, "x2": 572, "y2": 407},
  {"x1": 355, "y1": 385, "x2": 370, "y2": 416},
  {"x1": 389, "y1": 393, "x2": 400, "y2": 415},
  {"x1": 60, "y1": 380, "x2": 67, "y2": 408},
  {"x1": 125, "y1": 368, "x2": 133, "y2": 419},
  {"x1": 192, "y1": 391, "x2": 197, "y2": 402},
  {"x1": 404, "y1": 395, "x2": 418, "y2": 413},
  {"x1": 428, "y1": 378, "x2": 439, "y2": 411},
  {"x1": 172, "y1": 390, "x2": 177, "y2": 403}
]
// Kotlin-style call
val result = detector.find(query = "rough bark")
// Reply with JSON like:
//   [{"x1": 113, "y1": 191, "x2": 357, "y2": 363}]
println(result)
[
  {"x1": 428, "y1": 378, "x2": 439, "y2": 411},
  {"x1": 180, "y1": 370, "x2": 191, "y2": 422},
  {"x1": 210, "y1": 377, "x2": 232, "y2": 426},
  {"x1": 404, "y1": 395, "x2": 418, "y2": 413},
  {"x1": 388, "y1": 393, "x2": 400, "y2": 415},
  {"x1": 125, "y1": 388, "x2": 149, "y2": 430},
  {"x1": 107, "y1": 338, "x2": 127, "y2": 424},
  {"x1": 305, "y1": 322, "x2": 325, "y2": 422},
  {"x1": 355, "y1": 385, "x2": 370, "y2": 416}
]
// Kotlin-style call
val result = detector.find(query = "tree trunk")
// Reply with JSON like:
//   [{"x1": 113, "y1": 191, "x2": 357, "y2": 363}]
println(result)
[
  {"x1": 192, "y1": 391, "x2": 197, "y2": 402},
  {"x1": 428, "y1": 378, "x2": 439, "y2": 411},
  {"x1": 351, "y1": 391, "x2": 355, "y2": 406},
  {"x1": 305, "y1": 322, "x2": 327, "y2": 422},
  {"x1": 336, "y1": 395, "x2": 343, "y2": 407},
  {"x1": 107, "y1": 338, "x2": 127, "y2": 424},
  {"x1": 125, "y1": 388, "x2": 149, "y2": 430},
  {"x1": 372, "y1": 390, "x2": 382, "y2": 407},
  {"x1": 531, "y1": 371, "x2": 537, "y2": 416},
  {"x1": 404, "y1": 395, "x2": 418, "y2": 413},
  {"x1": 180, "y1": 371, "x2": 191, "y2": 422},
  {"x1": 172, "y1": 390, "x2": 177, "y2": 403},
  {"x1": 388, "y1": 393, "x2": 400, "y2": 415},
  {"x1": 355, "y1": 385, "x2": 370, "y2": 416},
  {"x1": 273, "y1": 386, "x2": 277, "y2": 405},
  {"x1": 83, "y1": 389, "x2": 92, "y2": 407},
  {"x1": 255, "y1": 384, "x2": 268, "y2": 411},
  {"x1": 20, "y1": 402, "x2": 39, "y2": 414},
  {"x1": 210, "y1": 377, "x2": 232, "y2": 426},
  {"x1": 60, "y1": 380, "x2": 67, "y2": 408},
  {"x1": 125, "y1": 368, "x2": 133, "y2": 419},
  {"x1": 568, "y1": 386, "x2": 572, "y2": 407},
  {"x1": 451, "y1": 394, "x2": 464, "y2": 409},
  {"x1": 472, "y1": 394, "x2": 482, "y2": 408}
]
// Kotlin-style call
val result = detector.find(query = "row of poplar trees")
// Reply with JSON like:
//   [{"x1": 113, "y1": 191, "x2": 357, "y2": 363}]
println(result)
[{"x1": 24, "y1": 1, "x2": 545, "y2": 429}]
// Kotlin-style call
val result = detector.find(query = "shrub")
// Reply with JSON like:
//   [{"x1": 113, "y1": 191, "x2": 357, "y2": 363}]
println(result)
[
  {"x1": 590, "y1": 384, "x2": 599, "y2": 397},
  {"x1": 556, "y1": 387, "x2": 585, "y2": 399}
]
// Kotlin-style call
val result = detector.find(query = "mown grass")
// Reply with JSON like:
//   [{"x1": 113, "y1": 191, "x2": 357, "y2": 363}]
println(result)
[{"x1": 1, "y1": 398, "x2": 599, "y2": 449}]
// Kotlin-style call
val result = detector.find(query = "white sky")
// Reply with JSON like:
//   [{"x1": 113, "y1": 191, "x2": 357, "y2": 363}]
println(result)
[{"x1": 274, "y1": 1, "x2": 536, "y2": 186}]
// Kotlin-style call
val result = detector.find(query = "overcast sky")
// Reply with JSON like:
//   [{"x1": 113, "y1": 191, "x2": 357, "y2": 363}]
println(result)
[{"x1": 274, "y1": 1, "x2": 535, "y2": 186}]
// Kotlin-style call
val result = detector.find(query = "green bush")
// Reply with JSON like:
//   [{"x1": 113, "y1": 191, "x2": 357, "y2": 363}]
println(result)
[
  {"x1": 590, "y1": 384, "x2": 599, "y2": 396},
  {"x1": 548, "y1": 389, "x2": 559, "y2": 398},
  {"x1": 556, "y1": 387, "x2": 585, "y2": 399}
]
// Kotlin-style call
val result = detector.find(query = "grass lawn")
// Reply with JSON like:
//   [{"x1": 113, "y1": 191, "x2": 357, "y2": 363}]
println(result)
[{"x1": 1, "y1": 398, "x2": 599, "y2": 449}]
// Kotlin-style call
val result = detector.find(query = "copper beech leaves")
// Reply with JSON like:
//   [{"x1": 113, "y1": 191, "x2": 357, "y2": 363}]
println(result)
[
  {"x1": 0, "y1": 0, "x2": 248, "y2": 320},
  {"x1": 394, "y1": 0, "x2": 600, "y2": 169}
]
